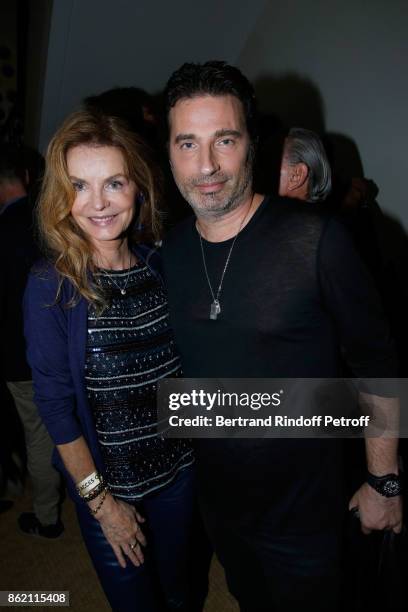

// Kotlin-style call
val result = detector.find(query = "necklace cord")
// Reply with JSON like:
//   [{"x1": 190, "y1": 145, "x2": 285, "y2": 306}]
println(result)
[
  {"x1": 98, "y1": 251, "x2": 133, "y2": 295},
  {"x1": 198, "y1": 193, "x2": 256, "y2": 313}
]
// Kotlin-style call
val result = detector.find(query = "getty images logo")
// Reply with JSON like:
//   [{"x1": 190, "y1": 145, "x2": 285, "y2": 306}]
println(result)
[{"x1": 168, "y1": 389, "x2": 283, "y2": 411}]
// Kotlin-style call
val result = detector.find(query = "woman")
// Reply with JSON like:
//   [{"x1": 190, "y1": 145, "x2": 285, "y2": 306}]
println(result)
[{"x1": 24, "y1": 110, "x2": 195, "y2": 611}]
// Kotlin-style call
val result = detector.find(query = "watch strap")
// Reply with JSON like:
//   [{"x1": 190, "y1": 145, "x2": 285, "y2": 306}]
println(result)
[{"x1": 366, "y1": 471, "x2": 403, "y2": 497}]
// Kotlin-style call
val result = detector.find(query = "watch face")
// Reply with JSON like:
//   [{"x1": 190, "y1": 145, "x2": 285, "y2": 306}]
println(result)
[
  {"x1": 368, "y1": 473, "x2": 402, "y2": 497},
  {"x1": 384, "y1": 479, "x2": 401, "y2": 495}
]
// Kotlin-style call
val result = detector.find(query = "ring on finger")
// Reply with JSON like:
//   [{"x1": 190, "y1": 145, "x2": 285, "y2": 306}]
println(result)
[{"x1": 130, "y1": 540, "x2": 138, "y2": 551}]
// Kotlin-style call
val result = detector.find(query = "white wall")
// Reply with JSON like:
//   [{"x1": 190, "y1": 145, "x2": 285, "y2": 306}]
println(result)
[
  {"x1": 38, "y1": 0, "x2": 268, "y2": 152},
  {"x1": 238, "y1": 0, "x2": 408, "y2": 229}
]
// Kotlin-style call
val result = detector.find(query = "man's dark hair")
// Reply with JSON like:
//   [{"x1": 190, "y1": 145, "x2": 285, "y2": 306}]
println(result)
[
  {"x1": 164, "y1": 61, "x2": 258, "y2": 143},
  {"x1": 0, "y1": 145, "x2": 27, "y2": 185},
  {"x1": 285, "y1": 128, "x2": 332, "y2": 202}
]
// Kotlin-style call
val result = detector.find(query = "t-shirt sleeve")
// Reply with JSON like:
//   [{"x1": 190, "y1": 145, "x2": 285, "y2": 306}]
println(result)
[
  {"x1": 23, "y1": 270, "x2": 82, "y2": 444},
  {"x1": 318, "y1": 217, "x2": 398, "y2": 385}
]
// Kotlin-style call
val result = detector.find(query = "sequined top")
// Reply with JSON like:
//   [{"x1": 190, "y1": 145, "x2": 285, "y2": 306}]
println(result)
[{"x1": 85, "y1": 261, "x2": 193, "y2": 500}]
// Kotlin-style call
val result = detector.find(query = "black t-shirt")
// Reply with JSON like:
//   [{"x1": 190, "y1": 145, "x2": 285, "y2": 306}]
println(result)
[{"x1": 162, "y1": 195, "x2": 396, "y2": 532}]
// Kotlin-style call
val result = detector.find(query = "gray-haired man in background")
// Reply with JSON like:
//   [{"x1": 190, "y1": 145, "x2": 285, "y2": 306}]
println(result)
[{"x1": 279, "y1": 127, "x2": 332, "y2": 203}]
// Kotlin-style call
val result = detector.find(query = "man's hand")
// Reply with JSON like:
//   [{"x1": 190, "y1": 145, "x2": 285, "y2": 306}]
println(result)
[
  {"x1": 349, "y1": 482, "x2": 403, "y2": 535},
  {"x1": 90, "y1": 494, "x2": 147, "y2": 568}
]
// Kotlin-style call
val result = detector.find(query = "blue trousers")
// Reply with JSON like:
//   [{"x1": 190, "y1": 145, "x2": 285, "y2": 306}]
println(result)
[{"x1": 76, "y1": 467, "x2": 197, "y2": 612}]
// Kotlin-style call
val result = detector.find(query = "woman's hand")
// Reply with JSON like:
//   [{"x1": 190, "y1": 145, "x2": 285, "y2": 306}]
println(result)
[
  {"x1": 89, "y1": 493, "x2": 147, "y2": 568},
  {"x1": 54, "y1": 438, "x2": 146, "y2": 568}
]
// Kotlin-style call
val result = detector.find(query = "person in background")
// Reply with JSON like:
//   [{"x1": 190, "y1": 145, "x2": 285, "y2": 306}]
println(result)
[
  {"x1": 83, "y1": 87, "x2": 159, "y2": 148},
  {"x1": 24, "y1": 110, "x2": 196, "y2": 612},
  {"x1": 0, "y1": 379, "x2": 23, "y2": 514},
  {"x1": 278, "y1": 127, "x2": 332, "y2": 203},
  {"x1": 0, "y1": 145, "x2": 63, "y2": 536}
]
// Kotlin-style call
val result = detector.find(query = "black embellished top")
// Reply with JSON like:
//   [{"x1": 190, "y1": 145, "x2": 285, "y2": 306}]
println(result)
[{"x1": 85, "y1": 260, "x2": 193, "y2": 500}]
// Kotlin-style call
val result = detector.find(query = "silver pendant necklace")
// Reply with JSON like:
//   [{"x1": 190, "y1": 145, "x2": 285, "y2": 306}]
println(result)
[
  {"x1": 100, "y1": 252, "x2": 132, "y2": 295},
  {"x1": 198, "y1": 195, "x2": 255, "y2": 320}
]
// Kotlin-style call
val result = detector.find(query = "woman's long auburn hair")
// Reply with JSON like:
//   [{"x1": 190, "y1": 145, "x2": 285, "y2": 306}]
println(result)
[{"x1": 37, "y1": 109, "x2": 163, "y2": 309}]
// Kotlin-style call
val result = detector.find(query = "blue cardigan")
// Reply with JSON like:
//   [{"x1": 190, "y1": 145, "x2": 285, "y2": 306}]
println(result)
[{"x1": 24, "y1": 245, "x2": 163, "y2": 504}]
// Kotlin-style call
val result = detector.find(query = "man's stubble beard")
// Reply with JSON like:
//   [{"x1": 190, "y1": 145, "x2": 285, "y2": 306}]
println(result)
[{"x1": 175, "y1": 148, "x2": 254, "y2": 220}]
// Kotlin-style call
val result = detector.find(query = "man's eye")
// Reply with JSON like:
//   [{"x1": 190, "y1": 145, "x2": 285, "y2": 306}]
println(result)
[
  {"x1": 72, "y1": 181, "x2": 85, "y2": 192},
  {"x1": 218, "y1": 138, "x2": 234, "y2": 146},
  {"x1": 180, "y1": 142, "x2": 195, "y2": 150}
]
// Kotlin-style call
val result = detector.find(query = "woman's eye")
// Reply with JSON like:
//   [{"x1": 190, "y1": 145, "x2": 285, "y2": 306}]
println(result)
[
  {"x1": 107, "y1": 180, "x2": 123, "y2": 190},
  {"x1": 72, "y1": 181, "x2": 85, "y2": 192}
]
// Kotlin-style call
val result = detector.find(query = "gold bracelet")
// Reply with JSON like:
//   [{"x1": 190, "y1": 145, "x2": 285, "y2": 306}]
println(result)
[
  {"x1": 82, "y1": 481, "x2": 105, "y2": 502},
  {"x1": 88, "y1": 486, "x2": 109, "y2": 516}
]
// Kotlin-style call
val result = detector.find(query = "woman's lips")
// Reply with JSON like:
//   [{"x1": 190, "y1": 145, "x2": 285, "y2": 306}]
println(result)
[{"x1": 88, "y1": 214, "x2": 117, "y2": 226}]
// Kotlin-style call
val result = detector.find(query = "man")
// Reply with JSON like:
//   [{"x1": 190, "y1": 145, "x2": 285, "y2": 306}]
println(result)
[
  {"x1": 162, "y1": 62, "x2": 402, "y2": 611},
  {"x1": 278, "y1": 127, "x2": 332, "y2": 202},
  {"x1": 0, "y1": 146, "x2": 62, "y2": 538}
]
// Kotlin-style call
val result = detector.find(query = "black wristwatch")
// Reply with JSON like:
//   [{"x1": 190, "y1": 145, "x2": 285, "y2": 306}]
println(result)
[{"x1": 366, "y1": 471, "x2": 403, "y2": 497}]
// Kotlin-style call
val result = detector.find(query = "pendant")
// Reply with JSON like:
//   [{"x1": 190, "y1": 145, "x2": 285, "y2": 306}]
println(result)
[
  {"x1": 210, "y1": 300, "x2": 221, "y2": 320},
  {"x1": 120, "y1": 289, "x2": 126, "y2": 295}
]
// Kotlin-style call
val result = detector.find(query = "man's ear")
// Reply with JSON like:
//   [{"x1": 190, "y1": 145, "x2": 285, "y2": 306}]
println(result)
[{"x1": 287, "y1": 163, "x2": 309, "y2": 191}]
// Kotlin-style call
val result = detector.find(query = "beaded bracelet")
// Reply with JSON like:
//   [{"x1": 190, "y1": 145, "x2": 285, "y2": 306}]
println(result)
[
  {"x1": 81, "y1": 480, "x2": 106, "y2": 502},
  {"x1": 88, "y1": 486, "x2": 109, "y2": 516}
]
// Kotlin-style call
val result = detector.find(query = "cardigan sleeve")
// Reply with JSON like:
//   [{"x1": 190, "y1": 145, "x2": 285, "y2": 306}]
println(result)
[{"x1": 23, "y1": 267, "x2": 83, "y2": 444}]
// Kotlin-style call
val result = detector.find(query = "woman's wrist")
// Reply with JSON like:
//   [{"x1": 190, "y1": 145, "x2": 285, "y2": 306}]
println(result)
[
  {"x1": 86, "y1": 487, "x2": 113, "y2": 518},
  {"x1": 76, "y1": 471, "x2": 104, "y2": 499}
]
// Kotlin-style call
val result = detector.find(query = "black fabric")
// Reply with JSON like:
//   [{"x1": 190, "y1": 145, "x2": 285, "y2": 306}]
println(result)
[
  {"x1": 345, "y1": 516, "x2": 408, "y2": 612},
  {"x1": 162, "y1": 195, "x2": 397, "y2": 535},
  {"x1": 0, "y1": 196, "x2": 39, "y2": 381},
  {"x1": 202, "y1": 510, "x2": 341, "y2": 612}
]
